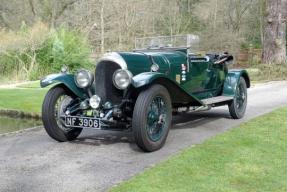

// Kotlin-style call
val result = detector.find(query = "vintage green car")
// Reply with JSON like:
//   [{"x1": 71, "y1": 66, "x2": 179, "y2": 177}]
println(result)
[{"x1": 41, "y1": 35, "x2": 250, "y2": 152}]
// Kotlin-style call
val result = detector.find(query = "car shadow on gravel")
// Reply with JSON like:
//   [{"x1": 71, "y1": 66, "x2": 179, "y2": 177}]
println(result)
[
  {"x1": 71, "y1": 131, "x2": 133, "y2": 146},
  {"x1": 172, "y1": 109, "x2": 232, "y2": 130}
]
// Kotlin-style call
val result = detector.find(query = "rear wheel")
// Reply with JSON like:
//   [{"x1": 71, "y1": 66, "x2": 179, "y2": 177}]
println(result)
[
  {"x1": 228, "y1": 77, "x2": 247, "y2": 119},
  {"x1": 42, "y1": 86, "x2": 82, "y2": 141},
  {"x1": 132, "y1": 85, "x2": 172, "y2": 152}
]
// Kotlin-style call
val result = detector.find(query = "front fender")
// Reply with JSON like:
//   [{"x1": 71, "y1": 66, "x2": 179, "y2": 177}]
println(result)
[
  {"x1": 223, "y1": 69, "x2": 250, "y2": 97},
  {"x1": 40, "y1": 73, "x2": 87, "y2": 99},
  {"x1": 132, "y1": 72, "x2": 167, "y2": 88},
  {"x1": 132, "y1": 72, "x2": 203, "y2": 106}
]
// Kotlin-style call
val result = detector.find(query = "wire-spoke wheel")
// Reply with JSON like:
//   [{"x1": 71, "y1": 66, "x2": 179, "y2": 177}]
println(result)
[
  {"x1": 228, "y1": 77, "x2": 247, "y2": 119},
  {"x1": 146, "y1": 96, "x2": 168, "y2": 142},
  {"x1": 42, "y1": 86, "x2": 82, "y2": 142},
  {"x1": 133, "y1": 85, "x2": 172, "y2": 152}
]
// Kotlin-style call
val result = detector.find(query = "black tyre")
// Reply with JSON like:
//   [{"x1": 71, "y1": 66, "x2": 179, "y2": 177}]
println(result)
[
  {"x1": 42, "y1": 86, "x2": 82, "y2": 141},
  {"x1": 132, "y1": 85, "x2": 172, "y2": 152},
  {"x1": 228, "y1": 77, "x2": 248, "y2": 119}
]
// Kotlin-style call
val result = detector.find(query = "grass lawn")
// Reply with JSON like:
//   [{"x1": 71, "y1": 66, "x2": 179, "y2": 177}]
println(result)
[
  {"x1": 0, "y1": 88, "x2": 47, "y2": 113},
  {"x1": 111, "y1": 107, "x2": 287, "y2": 192}
]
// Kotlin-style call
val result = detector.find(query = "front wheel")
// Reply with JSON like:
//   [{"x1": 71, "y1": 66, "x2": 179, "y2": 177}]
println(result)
[
  {"x1": 228, "y1": 77, "x2": 248, "y2": 119},
  {"x1": 42, "y1": 86, "x2": 82, "y2": 142},
  {"x1": 132, "y1": 85, "x2": 172, "y2": 152}
]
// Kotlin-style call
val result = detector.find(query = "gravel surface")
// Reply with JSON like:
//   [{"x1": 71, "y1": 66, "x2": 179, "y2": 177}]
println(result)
[{"x1": 0, "y1": 81, "x2": 287, "y2": 192}]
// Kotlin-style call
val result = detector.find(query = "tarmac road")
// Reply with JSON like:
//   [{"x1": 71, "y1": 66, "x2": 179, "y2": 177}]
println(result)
[{"x1": 0, "y1": 81, "x2": 287, "y2": 192}]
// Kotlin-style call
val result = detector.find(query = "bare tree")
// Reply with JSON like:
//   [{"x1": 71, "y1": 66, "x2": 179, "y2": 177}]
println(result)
[
  {"x1": 0, "y1": 0, "x2": 209, "y2": 54},
  {"x1": 100, "y1": 0, "x2": 105, "y2": 54},
  {"x1": 225, "y1": 0, "x2": 254, "y2": 32}
]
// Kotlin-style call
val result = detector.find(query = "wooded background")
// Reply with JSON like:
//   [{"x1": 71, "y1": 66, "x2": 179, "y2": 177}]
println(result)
[{"x1": 0, "y1": 0, "x2": 286, "y2": 80}]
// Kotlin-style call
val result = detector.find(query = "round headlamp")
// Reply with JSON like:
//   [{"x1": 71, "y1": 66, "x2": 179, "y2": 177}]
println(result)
[
  {"x1": 75, "y1": 69, "x2": 93, "y2": 88},
  {"x1": 112, "y1": 69, "x2": 133, "y2": 90}
]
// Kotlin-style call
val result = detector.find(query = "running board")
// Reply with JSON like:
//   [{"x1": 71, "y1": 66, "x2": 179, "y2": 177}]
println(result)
[{"x1": 201, "y1": 96, "x2": 233, "y2": 105}]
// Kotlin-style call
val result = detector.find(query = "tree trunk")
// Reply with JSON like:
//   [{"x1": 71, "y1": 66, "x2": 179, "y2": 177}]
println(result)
[
  {"x1": 100, "y1": 0, "x2": 105, "y2": 54},
  {"x1": 213, "y1": 0, "x2": 218, "y2": 31},
  {"x1": 262, "y1": 0, "x2": 287, "y2": 64},
  {"x1": 260, "y1": 0, "x2": 265, "y2": 49}
]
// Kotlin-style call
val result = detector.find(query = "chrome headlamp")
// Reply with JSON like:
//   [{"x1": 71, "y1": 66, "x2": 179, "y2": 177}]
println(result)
[
  {"x1": 75, "y1": 69, "x2": 93, "y2": 88},
  {"x1": 112, "y1": 69, "x2": 133, "y2": 90}
]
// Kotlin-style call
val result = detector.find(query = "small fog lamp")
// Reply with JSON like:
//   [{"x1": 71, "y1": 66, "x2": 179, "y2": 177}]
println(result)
[{"x1": 89, "y1": 95, "x2": 101, "y2": 109}]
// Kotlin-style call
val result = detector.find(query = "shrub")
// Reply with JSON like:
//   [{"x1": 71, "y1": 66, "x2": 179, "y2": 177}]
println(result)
[
  {"x1": 36, "y1": 28, "x2": 93, "y2": 78},
  {"x1": 0, "y1": 22, "x2": 93, "y2": 81},
  {"x1": 247, "y1": 63, "x2": 287, "y2": 82}
]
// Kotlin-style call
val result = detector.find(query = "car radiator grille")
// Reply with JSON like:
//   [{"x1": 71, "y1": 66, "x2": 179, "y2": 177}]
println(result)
[{"x1": 94, "y1": 61, "x2": 123, "y2": 104}]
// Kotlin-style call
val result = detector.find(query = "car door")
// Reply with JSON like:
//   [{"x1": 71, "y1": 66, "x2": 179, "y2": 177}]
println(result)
[
  {"x1": 187, "y1": 58, "x2": 210, "y2": 99},
  {"x1": 205, "y1": 62, "x2": 227, "y2": 96}
]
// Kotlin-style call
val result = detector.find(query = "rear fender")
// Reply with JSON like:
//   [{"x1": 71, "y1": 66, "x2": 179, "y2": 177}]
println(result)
[
  {"x1": 223, "y1": 69, "x2": 250, "y2": 97},
  {"x1": 40, "y1": 73, "x2": 87, "y2": 99},
  {"x1": 132, "y1": 72, "x2": 203, "y2": 106}
]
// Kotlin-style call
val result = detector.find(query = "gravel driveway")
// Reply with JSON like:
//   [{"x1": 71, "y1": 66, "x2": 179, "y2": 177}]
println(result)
[{"x1": 1, "y1": 81, "x2": 287, "y2": 192}]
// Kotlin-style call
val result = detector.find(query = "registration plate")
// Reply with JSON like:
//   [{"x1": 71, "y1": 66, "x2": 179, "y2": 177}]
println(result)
[{"x1": 65, "y1": 116, "x2": 101, "y2": 129}]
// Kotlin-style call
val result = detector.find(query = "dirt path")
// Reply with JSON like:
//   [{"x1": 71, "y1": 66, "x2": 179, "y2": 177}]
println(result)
[{"x1": 0, "y1": 81, "x2": 35, "y2": 89}]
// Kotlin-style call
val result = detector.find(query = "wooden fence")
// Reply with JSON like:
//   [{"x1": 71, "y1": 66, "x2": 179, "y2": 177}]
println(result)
[{"x1": 234, "y1": 49, "x2": 262, "y2": 68}]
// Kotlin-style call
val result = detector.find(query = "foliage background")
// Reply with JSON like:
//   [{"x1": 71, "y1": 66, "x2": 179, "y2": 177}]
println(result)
[{"x1": 0, "y1": 0, "x2": 283, "y2": 81}]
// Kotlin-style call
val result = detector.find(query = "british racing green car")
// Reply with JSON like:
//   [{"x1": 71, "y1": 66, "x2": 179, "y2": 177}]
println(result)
[{"x1": 41, "y1": 35, "x2": 250, "y2": 152}]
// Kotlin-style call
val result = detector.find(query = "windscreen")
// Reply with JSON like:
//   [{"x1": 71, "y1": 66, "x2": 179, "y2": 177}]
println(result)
[{"x1": 135, "y1": 34, "x2": 200, "y2": 51}]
